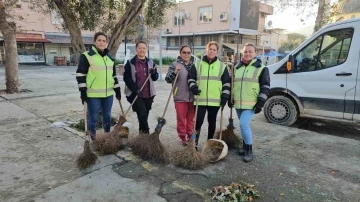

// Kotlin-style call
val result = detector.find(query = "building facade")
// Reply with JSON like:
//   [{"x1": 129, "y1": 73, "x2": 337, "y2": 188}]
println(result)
[
  {"x1": 161, "y1": 0, "x2": 276, "y2": 60},
  {"x1": 0, "y1": 0, "x2": 94, "y2": 65}
]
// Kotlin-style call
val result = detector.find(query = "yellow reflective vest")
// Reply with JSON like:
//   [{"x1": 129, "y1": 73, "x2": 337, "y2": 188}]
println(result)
[
  {"x1": 233, "y1": 59, "x2": 264, "y2": 109},
  {"x1": 83, "y1": 46, "x2": 115, "y2": 98},
  {"x1": 195, "y1": 59, "x2": 226, "y2": 107}
]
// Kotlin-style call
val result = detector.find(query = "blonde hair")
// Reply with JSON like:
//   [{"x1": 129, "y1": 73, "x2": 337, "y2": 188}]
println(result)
[
  {"x1": 206, "y1": 41, "x2": 219, "y2": 51},
  {"x1": 242, "y1": 43, "x2": 257, "y2": 52}
]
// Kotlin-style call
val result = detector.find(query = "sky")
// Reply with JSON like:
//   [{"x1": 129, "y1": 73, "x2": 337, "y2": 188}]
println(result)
[{"x1": 265, "y1": 0, "x2": 338, "y2": 32}]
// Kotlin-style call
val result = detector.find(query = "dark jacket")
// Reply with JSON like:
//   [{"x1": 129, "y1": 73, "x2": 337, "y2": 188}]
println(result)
[
  {"x1": 165, "y1": 57, "x2": 196, "y2": 102},
  {"x1": 189, "y1": 56, "x2": 231, "y2": 100},
  {"x1": 123, "y1": 55, "x2": 158, "y2": 102},
  {"x1": 76, "y1": 45, "x2": 120, "y2": 95}
]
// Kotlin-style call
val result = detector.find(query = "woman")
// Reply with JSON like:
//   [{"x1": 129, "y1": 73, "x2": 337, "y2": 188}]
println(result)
[
  {"x1": 165, "y1": 45, "x2": 199, "y2": 145},
  {"x1": 76, "y1": 32, "x2": 121, "y2": 140},
  {"x1": 123, "y1": 40, "x2": 159, "y2": 134},
  {"x1": 189, "y1": 41, "x2": 231, "y2": 147},
  {"x1": 230, "y1": 43, "x2": 270, "y2": 162}
]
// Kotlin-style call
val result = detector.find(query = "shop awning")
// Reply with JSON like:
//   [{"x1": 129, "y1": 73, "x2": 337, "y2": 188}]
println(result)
[
  {"x1": 16, "y1": 38, "x2": 51, "y2": 43},
  {"x1": 223, "y1": 43, "x2": 243, "y2": 52},
  {"x1": 45, "y1": 33, "x2": 93, "y2": 45}
]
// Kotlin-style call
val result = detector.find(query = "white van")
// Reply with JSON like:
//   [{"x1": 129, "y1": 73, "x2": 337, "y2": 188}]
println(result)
[{"x1": 264, "y1": 18, "x2": 360, "y2": 126}]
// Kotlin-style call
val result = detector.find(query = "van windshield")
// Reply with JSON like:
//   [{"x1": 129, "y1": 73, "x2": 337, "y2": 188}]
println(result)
[{"x1": 293, "y1": 28, "x2": 353, "y2": 72}]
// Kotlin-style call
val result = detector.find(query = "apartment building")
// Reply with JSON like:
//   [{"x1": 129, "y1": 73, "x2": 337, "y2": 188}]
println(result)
[
  {"x1": 0, "y1": 0, "x2": 94, "y2": 65},
  {"x1": 161, "y1": 0, "x2": 276, "y2": 59}
]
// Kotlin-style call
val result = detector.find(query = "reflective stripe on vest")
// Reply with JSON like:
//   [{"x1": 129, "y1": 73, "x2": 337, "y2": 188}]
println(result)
[
  {"x1": 195, "y1": 60, "x2": 225, "y2": 107},
  {"x1": 233, "y1": 59, "x2": 264, "y2": 109},
  {"x1": 84, "y1": 48, "x2": 115, "y2": 98}
]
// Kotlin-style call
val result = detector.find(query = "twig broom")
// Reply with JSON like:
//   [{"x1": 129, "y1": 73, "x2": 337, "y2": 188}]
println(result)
[{"x1": 76, "y1": 102, "x2": 98, "y2": 169}]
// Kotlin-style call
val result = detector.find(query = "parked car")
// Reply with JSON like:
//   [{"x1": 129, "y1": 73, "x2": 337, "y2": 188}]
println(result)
[{"x1": 264, "y1": 18, "x2": 360, "y2": 126}]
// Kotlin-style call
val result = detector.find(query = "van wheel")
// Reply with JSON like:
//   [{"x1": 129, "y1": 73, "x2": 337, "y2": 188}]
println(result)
[{"x1": 264, "y1": 95, "x2": 298, "y2": 126}]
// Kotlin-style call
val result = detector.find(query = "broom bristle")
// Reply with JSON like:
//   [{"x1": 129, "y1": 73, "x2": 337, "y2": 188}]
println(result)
[
  {"x1": 76, "y1": 140, "x2": 98, "y2": 170},
  {"x1": 130, "y1": 130, "x2": 168, "y2": 162},
  {"x1": 214, "y1": 125, "x2": 242, "y2": 149},
  {"x1": 93, "y1": 131, "x2": 123, "y2": 155},
  {"x1": 171, "y1": 139, "x2": 207, "y2": 170}
]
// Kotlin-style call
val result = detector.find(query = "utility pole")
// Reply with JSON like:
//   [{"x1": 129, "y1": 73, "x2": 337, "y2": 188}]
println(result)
[
  {"x1": 178, "y1": 0, "x2": 181, "y2": 48},
  {"x1": 159, "y1": 31, "x2": 163, "y2": 81}
]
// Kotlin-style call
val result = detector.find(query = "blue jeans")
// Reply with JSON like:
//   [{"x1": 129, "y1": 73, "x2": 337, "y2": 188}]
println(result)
[
  {"x1": 87, "y1": 96, "x2": 113, "y2": 135},
  {"x1": 236, "y1": 109, "x2": 255, "y2": 145}
]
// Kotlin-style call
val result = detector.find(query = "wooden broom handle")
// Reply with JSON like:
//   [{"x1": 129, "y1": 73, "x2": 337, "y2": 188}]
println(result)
[
  {"x1": 84, "y1": 102, "x2": 89, "y2": 140},
  {"x1": 219, "y1": 108, "x2": 223, "y2": 140},
  {"x1": 118, "y1": 100, "x2": 124, "y2": 116},
  {"x1": 161, "y1": 71, "x2": 180, "y2": 118},
  {"x1": 192, "y1": 63, "x2": 202, "y2": 133},
  {"x1": 124, "y1": 74, "x2": 152, "y2": 116},
  {"x1": 230, "y1": 63, "x2": 234, "y2": 118}
]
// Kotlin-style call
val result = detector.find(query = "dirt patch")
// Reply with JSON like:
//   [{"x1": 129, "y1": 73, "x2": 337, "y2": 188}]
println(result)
[
  {"x1": 0, "y1": 89, "x2": 32, "y2": 94},
  {"x1": 292, "y1": 118, "x2": 360, "y2": 141}
]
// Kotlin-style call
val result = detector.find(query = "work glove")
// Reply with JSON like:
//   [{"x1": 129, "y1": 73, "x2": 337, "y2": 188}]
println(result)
[
  {"x1": 136, "y1": 89, "x2": 142, "y2": 97},
  {"x1": 190, "y1": 85, "x2": 201, "y2": 95},
  {"x1": 253, "y1": 102, "x2": 264, "y2": 114},
  {"x1": 149, "y1": 68, "x2": 157, "y2": 75},
  {"x1": 228, "y1": 99, "x2": 233, "y2": 108},
  {"x1": 114, "y1": 88, "x2": 121, "y2": 100},
  {"x1": 220, "y1": 97, "x2": 227, "y2": 110},
  {"x1": 80, "y1": 91, "x2": 87, "y2": 105}
]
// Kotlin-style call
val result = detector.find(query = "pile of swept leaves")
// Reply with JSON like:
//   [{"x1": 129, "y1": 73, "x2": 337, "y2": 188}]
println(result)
[
  {"x1": 209, "y1": 182, "x2": 260, "y2": 202},
  {"x1": 71, "y1": 111, "x2": 117, "y2": 131}
]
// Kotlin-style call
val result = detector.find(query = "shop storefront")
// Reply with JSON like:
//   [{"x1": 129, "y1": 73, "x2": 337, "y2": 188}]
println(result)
[{"x1": 16, "y1": 34, "x2": 50, "y2": 64}]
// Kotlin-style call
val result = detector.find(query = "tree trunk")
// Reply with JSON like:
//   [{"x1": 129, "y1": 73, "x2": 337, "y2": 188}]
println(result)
[
  {"x1": 108, "y1": 0, "x2": 146, "y2": 56},
  {"x1": 54, "y1": 1, "x2": 86, "y2": 59},
  {"x1": 314, "y1": 0, "x2": 327, "y2": 33},
  {"x1": 0, "y1": 6, "x2": 19, "y2": 93}
]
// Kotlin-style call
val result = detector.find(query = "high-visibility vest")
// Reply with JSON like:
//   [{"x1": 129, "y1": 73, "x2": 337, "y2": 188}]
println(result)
[
  {"x1": 84, "y1": 47, "x2": 115, "y2": 98},
  {"x1": 233, "y1": 59, "x2": 264, "y2": 109},
  {"x1": 195, "y1": 59, "x2": 225, "y2": 107}
]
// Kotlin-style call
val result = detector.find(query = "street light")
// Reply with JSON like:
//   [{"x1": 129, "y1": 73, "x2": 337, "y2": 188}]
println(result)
[{"x1": 178, "y1": 0, "x2": 182, "y2": 48}]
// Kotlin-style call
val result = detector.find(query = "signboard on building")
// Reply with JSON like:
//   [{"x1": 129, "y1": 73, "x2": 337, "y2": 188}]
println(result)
[{"x1": 230, "y1": 0, "x2": 260, "y2": 35}]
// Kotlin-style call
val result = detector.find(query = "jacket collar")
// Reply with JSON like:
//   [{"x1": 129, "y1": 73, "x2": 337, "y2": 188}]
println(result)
[
  {"x1": 202, "y1": 55, "x2": 218, "y2": 65},
  {"x1": 130, "y1": 55, "x2": 149, "y2": 65},
  {"x1": 236, "y1": 58, "x2": 262, "y2": 69},
  {"x1": 88, "y1": 45, "x2": 111, "y2": 58}
]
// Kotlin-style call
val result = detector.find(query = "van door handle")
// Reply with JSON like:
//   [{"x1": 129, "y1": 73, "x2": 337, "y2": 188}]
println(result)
[{"x1": 336, "y1": 72, "x2": 352, "y2": 76}]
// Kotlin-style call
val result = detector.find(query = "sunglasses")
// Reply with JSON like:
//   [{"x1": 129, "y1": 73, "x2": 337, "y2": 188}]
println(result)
[{"x1": 181, "y1": 51, "x2": 191, "y2": 55}]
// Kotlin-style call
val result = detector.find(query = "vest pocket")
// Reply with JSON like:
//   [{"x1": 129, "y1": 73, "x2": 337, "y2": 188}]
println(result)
[{"x1": 89, "y1": 77, "x2": 97, "y2": 88}]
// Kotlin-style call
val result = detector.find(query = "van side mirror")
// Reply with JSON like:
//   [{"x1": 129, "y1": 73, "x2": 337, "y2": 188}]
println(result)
[{"x1": 287, "y1": 55, "x2": 294, "y2": 72}]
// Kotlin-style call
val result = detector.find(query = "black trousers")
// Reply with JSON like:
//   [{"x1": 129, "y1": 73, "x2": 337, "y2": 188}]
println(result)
[
  {"x1": 195, "y1": 106, "x2": 220, "y2": 140},
  {"x1": 132, "y1": 97, "x2": 154, "y2": 132}
]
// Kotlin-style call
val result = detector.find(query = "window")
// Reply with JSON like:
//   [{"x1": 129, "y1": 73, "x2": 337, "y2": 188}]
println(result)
[
  {"x1": 199, "y1": 6, "x2": 212, "y2": 23},
  {"x1": 174, "y1": 12, "x2": 185, "y2": 26},
  {"x1": 292, "y1": 28, "x2": 353, "y2": 73},
  {"x1": 51, "y1": 11, "x2": 63, "y2": 25}
]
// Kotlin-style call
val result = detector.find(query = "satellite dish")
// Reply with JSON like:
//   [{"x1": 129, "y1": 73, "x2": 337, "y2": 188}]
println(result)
[{"x1": 267, "y1": 20, "x2": 273, "y2": 27}]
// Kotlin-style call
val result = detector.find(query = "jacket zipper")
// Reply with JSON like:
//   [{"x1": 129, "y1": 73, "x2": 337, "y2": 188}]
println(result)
[
  {"x1": 103, "y1": 57, "x2": 108, "y2": 97},
  {"x1": 239, "y1": 67, "x2": 246, "y2": 109},
  {"x1": 206, "y1": 63, "x2": 210, "y2": 105}
]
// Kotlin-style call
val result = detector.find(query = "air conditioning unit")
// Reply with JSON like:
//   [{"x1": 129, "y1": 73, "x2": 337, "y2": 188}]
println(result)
[
  {"x1": 166, "y1": 28, "x2": 172, "y2": 34},
  {"x1": 219, "y1": 12, "x2": 228, "y2": 21}
]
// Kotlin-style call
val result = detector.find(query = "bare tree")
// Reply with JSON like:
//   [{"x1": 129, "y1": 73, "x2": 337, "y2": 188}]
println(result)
[
  {"x1": 260, "y1": 0, "x2": 344, "y2": 33},
  {"x1": 0, "y1": 1, "x2": 20, "y2": 93}
]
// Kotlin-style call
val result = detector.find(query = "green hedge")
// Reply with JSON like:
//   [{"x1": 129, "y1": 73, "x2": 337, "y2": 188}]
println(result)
[
  {"x1": 152, "y1": 57, "x2": 177, "y2": 65},
  {"x1": 115, "y1": 57, "x2": 177, "y2": 66}
]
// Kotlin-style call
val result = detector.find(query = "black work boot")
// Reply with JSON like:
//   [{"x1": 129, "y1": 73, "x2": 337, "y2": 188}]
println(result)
[
  {"x1": 195, "y1": 132, "x2": 200, "y2": 151},
  {"x1": 237, "y1": 140, "x2": 245, "y2": 155},
  {"x1": 243, "y1": 144, "x2": 253, "y2": 163}
]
